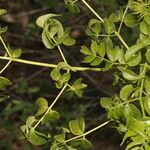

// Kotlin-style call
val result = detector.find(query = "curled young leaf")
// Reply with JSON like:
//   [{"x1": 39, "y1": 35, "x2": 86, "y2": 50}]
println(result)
[{"x1": 35, "y1": 98, "x2": 48, "y2": 116}]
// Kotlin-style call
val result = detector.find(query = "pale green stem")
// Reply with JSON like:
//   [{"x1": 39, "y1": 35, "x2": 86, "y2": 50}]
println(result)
[
  {"x1": 0, "y1": 56, "x2": 102, "y2": 72},
  {"x1": 119, "y1": 97, "x2": 146, "y2": 106},
  {"x1": 52, "y1": 38, "x2": 68, "y2": 64},
  {"x1": 65, "y1": 120, "x2": 110, "y2": 143},
  {"x1": 81, "y1": 0, "x2": 104, "y2": 22},
  {"x1": 0, "y1": 36, "x2": 11, "y2": 56},
  {"x1": 33, "y1": 85, "x2": 67, "y2": 129},
  {"x1": 139, "y1": 63, "x2": 147, "y2": 117},
  {"x1": 0, "y1": 60, "x2": 11, "y2": 74},
  {"x1": 115, "y1": 31, "x2": 129, "y2": 50},
  {"x1": 118, "y1": 6, "x2": 129, "y2": 33}
]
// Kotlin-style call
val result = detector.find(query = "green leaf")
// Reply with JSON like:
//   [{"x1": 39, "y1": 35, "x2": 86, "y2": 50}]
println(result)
[
  {"x1": 62, "y1": 73, "x2": 71, "y2": 83},
  {"x1": 35, "y1": 98, "x2": 48, "y2": 116},
  {"x1": 63, "y1": 35, "x2": 75, "y2": 46},
  {"x1": 36, "y1": 14, "x2": 60, "y2": 28},
  {"x1": 124, "y1": 104, "x2": 142, "y2": 119},
  {"x1": 65, "y1": 0, "x2": 80, "y2": 14},
  {"x1": 97, "y1": 42, "x2": 105, "y2": 57},
  {"x1": 71, "y1": 138, "x2": 92, "y2": 150},
  {"x1": 144, "y1": 77, "x2": 150, "y2": 95},
  {"x1": 118, "y1": 67, "x2": 140, "y2": 81},
  {"x1": 80, "y1": 46, "x2": 92, "y2": 55},
  {"x1": 42, "y1": 30, "x2": 55, "y2": 49},
  {"x1": 86, "y1": 19, "x2": 101, "y2": 35},
  {"x1": 140, "y1": 21, "x2": 150, "y2": 35},
  {"x1": 120, "y1": 85, "x2": 134, "y2": 101},
  {"x1": 100, "y1": 97, "x2": 112, "y2": 109},
  {"x1": 143, "y1": 97, "x2": 150, "y2": 116},
  {"x1": 91, "y1": 40, "x2": 98, "y2": 55},
  {"x1": 83, "y1": 55, "x2": 95, "y2": 63},
  {"x1": 0, "y1": 9, "x2": 7, "y2": 16},
  {"x1": 144, "y1": 15, "x2": 150, "y2": 25},
  {"x1": 26, "y1": 116, "x2": 37, "y2": 128},
  {"x1": 42, "y1": 110, "x2": 60, "y2": 124},
  {"x1": 9, "y1": 48, "x2": 22, "y2": 58},
  {"x1": 54, "y1": 134, "x2": 65, "y2": 143},
  {"x1": 103, "y1": 18, "x2": 115, "y2": 34},
  {"x1": 28, "y1": 129, "x2": 47, "y2": 145},
  {"x1": 116, "y1": 47, "x2": 125, "y2": 64},
  {"x1": 106, "y1": 47, "x2": 117, "y2": 62},
  {"x1": 146, "y1": 49, "x2": 150, "y2": 64},
  {"x1": 69, "y1": 78, "x2": 87, "y2": 97},
  {"x1": 102, "y1": 38, "x2": 113, "y2": 52},
  {"x1": 102, "y1": 62, "x2": 113, "y2": 71},
  {"x1": 109, "y1": 13, "x2": 120, "y2": 22},
  {"x1": 90, "y1": 57, "x2": 103, "y2": 66},
  {"x1": 127, "y1": 52, "x2": 141, "y2": 67},
  {"x1": 0, "y1": 76, "x2": 11, "y2": 91},
  {"x1": 124, "y1": 14, "x2": 139, "y2": 27},
  {"x1": 126, "y1": 141, "x2": 143, "y2": 150},
  {"x1": 125, "y1": 38, "x2": 150, "y2": 61},
  {"x1": 0, "y1": 26, "x2": 7, "y2": 34},
  {"x1": 50, "y1": 68, "x2": 60, "y2": 81},
  {"x1": 113, "y1": 106, "x2": 124, "y2": 120},
  {"x1": 69, "y1": 117, "x2": 85, "y2": 135}
]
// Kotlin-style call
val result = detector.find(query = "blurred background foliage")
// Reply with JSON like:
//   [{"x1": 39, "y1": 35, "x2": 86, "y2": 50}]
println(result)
[{"x1": 0, "y1": 0, "x2": 134, "y2": 149}]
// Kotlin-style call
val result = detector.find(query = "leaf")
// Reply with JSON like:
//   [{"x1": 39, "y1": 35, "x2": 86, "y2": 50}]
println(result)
[
  {"x1": 90, "y1": 57, "x2": 103, "y2": 66},
  {"x1": 97, "y1": 42, "x2": 105, "y2": 57},
  {"x1": 0, "y1": 9, "x2": 7, "y2": 16},
  {"x1": 26, "y1": 116, "x2": 37, "y2": 128},
  {"x1": 54, "y1": 134, "x2": 65, "y2": 143},
  {"x1": 124, "y1": 104, "x2": 142, "y2": 119},
  {"x1": 91, "y1": 40, "x2": 98, "y2": 55},
  {"x1": 146, "y1": 49, "x2": 150, "y2": 64},
  {"x1": 63, "y1": 35, "x2": 75, "y2": 46},
  {"x1": 69, "y1": 117, "x2": 85, "y2": 135},
  {"x1": 120, "y1": 85, "x2": 134, "y2": 101},
  {"x1": 0, "y1": 76, "x2": 11, "y2": 91},
  {"x1": 28, "y1": 129, "x2": 47, "y2": 145},
  {"x1": 42, "y1": 30, "x2": 55, "y2": 49},
  {"x1": 71, "y1": 138, "x2": 92, "y2": 150},
  {"x1": 126, "y1": 141, "x2": 143, "y2": 150},
  {"x1": 80, "y1": 46, "x2": 92, "y2": 55},
  {"x1": 118, "y1": 67, "x2": 140, "y2": 81},
  {"x1": 42, "y1": 110, "x2": 60, "y2": 124},
  {"x1": 106, "y1": 47, "x2": 117, "y2": 62},
  {"x1": 124, "y1": 14, "x2": 139, "y2": 27},
  {"x1": 85, "y1": 19, "x2": 101, "y2": 36},
  {"x1": 109, "y1": 13, "x2": 120, "y2": 22},
  {"x1": 9, "y1": 48, "x2": 22, "y2": 58},
  {"x1": 144, "y1": 77, "x2": 150, "y2": 95},
  {"x1": 144, "y1": 15, "x2": 150, "y2": 25},
  {"x1": 125, "y1": 38, "x2": 150, "y2": 61},
  {"x1": 83, "y1": 55, "x2": 95, "y2": 63},
  {"x1": 140, "y1": 21, "x2": 150, "y2": 35},
  {"x1": 102, "y1": 38, "x2": 113, "y2": 52},
  {"x1": 0, "y1": 26, "x2": 7, "y2": 34},
  {"x1": 35, "y1": 98, "x2": 48, "y2": 116},
  {"x1": 103, "y1": 18, "x2": 115, "y2": 34},
  {"x1": 127, "y1": 52, "x2": 141, "y2": 67},
  {"x1": 113, "y1": 106, "x2": 124, "y2": 120},
  {"x1": 116, "y1": 48, "x2": 125, "y2": 64},
  {"x1": 100, "y1": 97, "x2": 112, "y2": 109},
  {"x1": 143, "y1": 97, "x2": 150, "y2": 116},
  {"x1": 36, "y1": 14, "x2": 60, "y2": 28},
  {"x1": 69, "y1": 78, "x2": 87, "y2": 97},
  {"x1": 65, "y1": 0, "x2": 80, "y2": 14}
]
